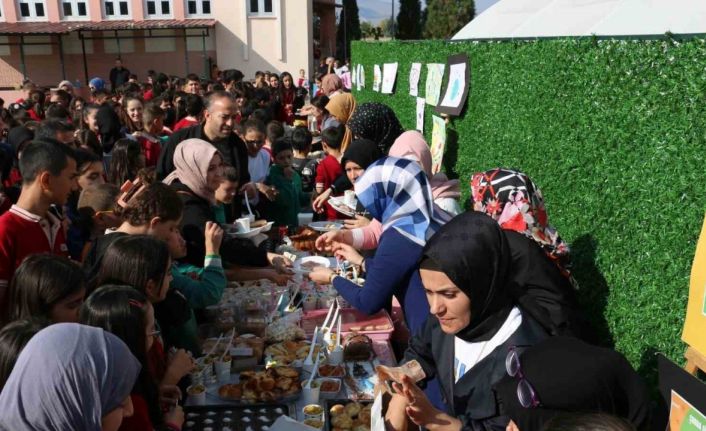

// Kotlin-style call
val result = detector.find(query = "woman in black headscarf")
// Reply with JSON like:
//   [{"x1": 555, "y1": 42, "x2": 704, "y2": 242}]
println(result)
[
  {"x1": 312, "y1": 103, "x2": 404, "y2": 213},
  {"x1": 347, "y1": 102, "x2": 404, "y2": 155},
  {"x1": 495, "y1": 336, "x2": 654, "y2": 431},
  {"x1": 384, "y1": 211, "x2": 549, "y2": 431}
]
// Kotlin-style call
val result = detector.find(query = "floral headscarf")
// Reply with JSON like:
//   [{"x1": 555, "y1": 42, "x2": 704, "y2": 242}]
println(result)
[
  {"x1": 347, "y1": 102, "x2": 404, "y2": 155},
  {"x1": 470, "y1": 168, "x2": 574, "y2": 284}
]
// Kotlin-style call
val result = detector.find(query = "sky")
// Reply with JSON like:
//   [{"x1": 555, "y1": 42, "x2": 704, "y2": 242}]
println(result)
[{"x1": 357, "y1": 0, "x2": 500, "y2": 24}]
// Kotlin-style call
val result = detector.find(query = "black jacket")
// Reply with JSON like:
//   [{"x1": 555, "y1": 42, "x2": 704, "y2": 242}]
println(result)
[
  {"x1": 505, "y1": 231, "x2": 590, "y2": 340},
  {"x1": 171, "y1": 181, "x2": 268, "y2": 268},
  {"x1": 404, "y1": 312, "x2": 548, "y2": 430},
  {"x1": 156, "y1": 123, "x2": 250, "y2": 186},
  {"x1": 109, "y1": 67, "x2": 130, "y2": 90}
]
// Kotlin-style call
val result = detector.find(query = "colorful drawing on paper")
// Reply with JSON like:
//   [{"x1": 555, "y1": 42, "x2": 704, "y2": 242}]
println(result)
[
  {"x1": 373, "y1": 65, "x2": 382, "y2": 92},
  {"x1": 430, "y1": 116, "x2": 446, "y2": 174},
  {"x1": 416, "y1": 97, "x2": 425, "y2": 132},
  {"x1": 425, "y1": 63, "x2": 445, "y2": 106},
  {"x1": 682, "y1": 214, "x2": 706, "y2": 358},
  {"x1": 437, "y1": 53, "x2": 471, "y2": 116},
  {"x1": 669, "y1": 390, "x2": 706, "y2": 431},
  {"x1": 409, "y1": 63, "x2": 422, "y2": 97},
  {"x1": 382, "y1": 63, "x2": 398, "y2": 94}
]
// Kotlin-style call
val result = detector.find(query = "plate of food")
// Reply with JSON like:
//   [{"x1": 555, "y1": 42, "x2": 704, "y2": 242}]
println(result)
[
  {"x1": 327, "y1": 196, "x2": 356, "y2": 217},
  {"x1": 325, "y1": 400, "x2": 372, "y2": 431},
  {"x1": 294, "y1": 256, "x2": 331, "y2": 274},
  {"x1": 217, "y1": 366, "x2": 301, "y2": 403},
  {"x1": 308, "y1": 221, "x2": 343, "y2": 232},
  {"x1": 231, "y1": 225, "x2": 265, "y2": 239},
  {"x1": 264, "y1": 340, "x2": 320, "y2": 365}
]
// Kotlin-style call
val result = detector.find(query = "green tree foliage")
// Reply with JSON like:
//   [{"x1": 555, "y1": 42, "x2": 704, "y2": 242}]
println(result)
[
  {"x1": 360, "y1": 21, "x2": 373, "y2": 39},
  {"x1": 336, "y1": 0, "x2": 362, "y2": 60},
  {"x1": 423, "y1": 0, "x2": 475, "y2": 39},
  {"x1": 396, "y1": 0, "x2": 422, "y2": 40}
]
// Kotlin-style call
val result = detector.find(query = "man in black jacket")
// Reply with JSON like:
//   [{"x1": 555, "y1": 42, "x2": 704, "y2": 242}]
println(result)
[
  {"x1": 109, "y1": 58, "x2": 130, "y2": 91},
  {"x1": 157, "y1": 90, "x2": 254, "y2": 219}
]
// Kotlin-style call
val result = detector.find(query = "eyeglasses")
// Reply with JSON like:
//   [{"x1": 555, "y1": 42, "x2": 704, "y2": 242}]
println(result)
[
  {"x1": 245, "y1": 139, "x2": 263, "y2": 146},
  {"x1": 505, "y1": 346, "x2": 541, "y2": 408},
  {"x1": 148, "y1": 329, "x2": 161, "y2": 338}
]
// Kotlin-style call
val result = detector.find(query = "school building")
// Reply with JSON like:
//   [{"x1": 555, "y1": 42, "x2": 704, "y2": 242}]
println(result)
[{"x1": 0, "y1": 0, "x2": 338, "y2": 97}]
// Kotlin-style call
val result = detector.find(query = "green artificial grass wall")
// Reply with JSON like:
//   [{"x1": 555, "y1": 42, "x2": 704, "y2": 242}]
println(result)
[{"x1": 351, "y1": 37, "x2": 706, "y2": 382}]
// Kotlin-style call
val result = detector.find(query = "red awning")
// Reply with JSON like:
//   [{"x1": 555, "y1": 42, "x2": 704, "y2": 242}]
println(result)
[{"x1": 0, "y1": 19, "x2": 216, "y2": 35}]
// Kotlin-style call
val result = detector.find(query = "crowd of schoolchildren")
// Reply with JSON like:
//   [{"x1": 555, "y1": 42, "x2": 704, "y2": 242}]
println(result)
[{"x1": 0, "y1": 55, "x2": 668, "y2": 431}]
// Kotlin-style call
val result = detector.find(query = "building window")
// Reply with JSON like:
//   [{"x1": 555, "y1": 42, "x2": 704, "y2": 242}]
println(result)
[
  {"x1": 248, "y1": 0, "x2": 274, "y2": 16},
  {"x1": 145, "y1": 0, "x2": 171, "y2": 17},
  {"x1": 185, "y1": 0, "x2": 210, "y2": 16},
  {"x1": 103, "y1": 0, "x2": 130, "y2": 18},
  {"x1": 17, "y1": 0, "x2": 46, "y2": 20},
  {"x1": 62, "y1": 0, "x2": 88, "y2": 19}
]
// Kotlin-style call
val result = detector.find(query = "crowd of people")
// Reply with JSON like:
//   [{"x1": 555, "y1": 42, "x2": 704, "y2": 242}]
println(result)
[{"x1": 0, "y1": 58, "x2": 665, "y2": 431}]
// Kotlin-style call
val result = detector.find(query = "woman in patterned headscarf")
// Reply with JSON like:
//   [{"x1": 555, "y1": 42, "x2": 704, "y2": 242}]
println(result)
[
  {"x1": 347, "y1": 102, "x2": 404, "y2": 155},
  {"x1": 469, "y1": 168, "x2": 591, "y2": 340}
]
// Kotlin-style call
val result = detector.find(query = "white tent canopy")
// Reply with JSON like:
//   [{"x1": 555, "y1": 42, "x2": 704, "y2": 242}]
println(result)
[{"x1": 452, "y1": 0, "x2": 706, "y2": 40}]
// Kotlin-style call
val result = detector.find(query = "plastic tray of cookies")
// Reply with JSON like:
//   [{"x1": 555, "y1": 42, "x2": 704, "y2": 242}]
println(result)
[
  {"x1": 301, "y1": 308, "x2": 394, "y2": 340},
  {"x1": 183, "y1": 404, "x2": 294, "y2": 431},
  {"x1": 324, "y1": 399, "x2": 372, "y2": 431}
]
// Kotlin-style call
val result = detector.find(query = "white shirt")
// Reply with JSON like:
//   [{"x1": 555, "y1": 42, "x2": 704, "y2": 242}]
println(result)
[
  {"x1": 453, "y1": 307, "x2": 523, "y2": 382},
  {"x1": 248, "y1": 148, "x2": 271, "y2": 184}
]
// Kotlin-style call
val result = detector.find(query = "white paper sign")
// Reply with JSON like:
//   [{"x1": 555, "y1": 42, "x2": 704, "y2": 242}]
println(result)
[
  {"x1": 373, "y1": 64, "x2": 382, "y2": 92},
  {"x1": 425, "y1": 63, "x2": 445, "y2": 106},
  {"x1": 409, "y1": 62, "x2": 422, "y2": 96},
  {"x1": 351, "y1": 64, "x2": 357, "y2": 86},
  {"x1": 359, "y1": 64, "x2": 365, "y2": 89},
  {"x1": 416, "y1": 97, "x2": 425, "y2": 132},
  {"x1": 382, "y1": 62, "x2": 398, "y2": 94}
]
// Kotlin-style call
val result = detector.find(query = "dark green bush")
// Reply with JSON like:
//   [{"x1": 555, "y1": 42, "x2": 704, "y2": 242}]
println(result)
[{"x1": 352, "y1": 38, "x2": 706, "y2": 380}]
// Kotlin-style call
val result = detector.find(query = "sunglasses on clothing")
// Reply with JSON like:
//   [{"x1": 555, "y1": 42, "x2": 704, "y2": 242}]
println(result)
[{"x1": 505, "y1": 346, "x2": 541, "y2": 408}]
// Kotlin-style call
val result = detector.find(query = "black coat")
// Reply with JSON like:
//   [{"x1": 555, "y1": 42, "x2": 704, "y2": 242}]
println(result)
[
  {"x1": 156, "y1": 123, "x2": 250, "y2": 186},
  {"x1": 157, "y1": 124, "x2": 251, "y2": 222},
  {"x1": 171, "y1": 181, "x2": 268, "y2": 268},
  {"x1": 404, "y1": 313, "x2": 548, "y2": 430},
  {"x1": 505, "y1": 231, "x2": 589, "y2": 339}
]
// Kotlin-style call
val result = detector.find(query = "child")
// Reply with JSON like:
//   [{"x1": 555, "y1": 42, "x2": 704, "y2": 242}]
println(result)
[
  {"x1": 108, "y1": 138, "x2": 145, "y2": 186},
  {"x1": 265, "y1": 138, "x2": 309, "y2": 229},
  {"x1": 316, "y1": 125, "x2": 346, "y2": 221},
  {"x1": 133, "y1": 102, "x2": 167, "y2": 167},
  {"x1": 214, "y1": 166, "x2": 239, "y2": 224},
  {"x1": 66, "y1": 148, "x2": 107, "y2": 260},
  {"x1": 291, "y1": 126, "x2": 318, "y2": 194},
  {"x1": 121, "y1": 95, "x2": 144, "y2": 134},
  {"x1": 297, "y1": 69, "x2": 309, "y2": 89},
  {"x1": 0, "y1": 141, "x2": 76, "y2": 311},
  {"x1": 81, "y1": 285, "x2": 184, "y2": 431},
  {"x1": 263, "y1": 120, "x2": 284, "y2": 160},
  {"x1": 7, "y1": 254, "x2": 86, "y2": 324},
  {"x1": 172, "y1": 94, "x2": 203, "y2": 132},
  {"x1": 0, "y1": 318, "x2": 46, "y2": 391},
  {"x1": 76, "y1": 183, "x2": 121, "y2": 262},
  {"x1": 243, "y1": 119, "x2": 270, "y2": 185}
]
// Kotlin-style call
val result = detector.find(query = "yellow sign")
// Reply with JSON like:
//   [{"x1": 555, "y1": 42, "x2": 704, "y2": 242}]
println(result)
[{"x1": 682, "y1": 215, "x2": 706, "y2": 356}]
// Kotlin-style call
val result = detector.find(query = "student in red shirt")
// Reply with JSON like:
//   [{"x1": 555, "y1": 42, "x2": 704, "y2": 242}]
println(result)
[
  {"x1": 316, "y1": 125, "x2": 347, "y2": 221},
  {"x1": 133, "y1": 102, "x2": 167, "y2": 167},
  {"x1": 172, "y1": 94, "x2": 203, "y2": 132},
  {"x1": 0, "y1": 140, "x2": 77, "y2": 311},
  {"x1": 81, "y1": 285, "x2": 184, "y2": 431}
]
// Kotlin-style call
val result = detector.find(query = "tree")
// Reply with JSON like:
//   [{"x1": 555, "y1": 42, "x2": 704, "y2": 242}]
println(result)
[
  {"x1": 336, "y1": 0, "x2": 362, "y2": 61},
  {"x1": 423, "y1": 0, "x2": 475, "y2": 39},
  {"x1": 360, "y1": 21, "x2": 373, "y2": 39},
  {"x1": 380, "y1": 18, "x2": 394, "y2": 37},
  {"x1": 396, "y1": 0, "x2": 422, "y2": 40}
]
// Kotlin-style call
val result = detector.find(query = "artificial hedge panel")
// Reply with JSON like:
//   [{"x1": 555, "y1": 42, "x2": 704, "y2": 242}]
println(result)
[{"x1": 351, "y1": 38, "x2": 706, "y2": 379}]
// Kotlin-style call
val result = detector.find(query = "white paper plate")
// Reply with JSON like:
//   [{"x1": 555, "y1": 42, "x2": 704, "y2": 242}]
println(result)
[
  {"x1": 293, "y1": 256, "x2": 331, "y2": 274},
  {"x1": 308, "y1": 221, "x2": 343, "y2": 232},
  {"x1": 327, "y1": 197, "x2": 355, "y2": 217}
]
